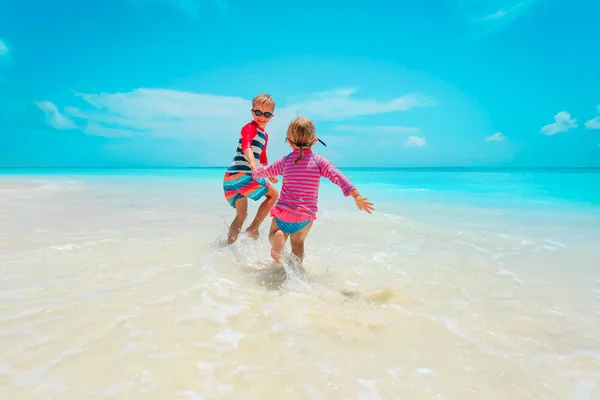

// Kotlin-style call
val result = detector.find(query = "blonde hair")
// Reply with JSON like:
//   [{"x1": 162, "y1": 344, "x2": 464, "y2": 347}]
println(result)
[
  {"x1": 286, "y1": 117, "x2": 316, "y2": 164},
  {"x1": 252, "y1": 93, "x2": 275, "y2": 111}
]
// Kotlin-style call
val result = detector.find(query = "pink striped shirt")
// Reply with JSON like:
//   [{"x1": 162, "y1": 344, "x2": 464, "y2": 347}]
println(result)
[{"x1": 252, "y1": 149, "x2": 356, "y2": 220}]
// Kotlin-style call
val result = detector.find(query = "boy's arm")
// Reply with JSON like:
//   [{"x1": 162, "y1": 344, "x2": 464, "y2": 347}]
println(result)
[
  {"x1": 258, "y1": 135, "x2": 278, "y2": 182},
  {"x1": 259, "y1": 134, "x2": 269, "y2": 166},
  {"x1": 241, "y1": 125, "x2": 259, "y2": 170},
  {"x1": 252, "y1": 157, "x2": 285, "y2": 179},
  {"x1": 244, "y1": 148, "x2": 259, "y2": 171}
]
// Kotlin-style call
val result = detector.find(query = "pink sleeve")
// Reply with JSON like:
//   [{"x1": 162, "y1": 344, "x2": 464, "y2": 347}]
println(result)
[
  {"x1": 241, "y1": 124, "x2": 256, "y2": 152},
  {"x1": 252, "y1": 156, "x2": 286, "y2": 179},
  {"x1": 315, "y1": 155, "x2": 355, "y2": 196}
]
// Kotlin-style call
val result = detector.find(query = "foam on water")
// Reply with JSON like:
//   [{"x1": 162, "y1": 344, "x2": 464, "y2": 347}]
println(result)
[{"x1": 0, "y1": 170, "x2": 599, "y2": 398}]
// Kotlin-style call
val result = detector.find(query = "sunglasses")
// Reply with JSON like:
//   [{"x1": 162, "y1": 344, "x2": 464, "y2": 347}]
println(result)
[
  {"x1": 252, "y1": 109, "x2": 273, "y2": 118},
  {"x1": 286, "y1": 137, "x2": 327, "y2": 147}
]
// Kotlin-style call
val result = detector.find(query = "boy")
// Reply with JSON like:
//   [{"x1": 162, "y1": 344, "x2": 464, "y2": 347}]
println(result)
[{"x1": 223, "y1": 93, "x2": 279, "y2": 244}]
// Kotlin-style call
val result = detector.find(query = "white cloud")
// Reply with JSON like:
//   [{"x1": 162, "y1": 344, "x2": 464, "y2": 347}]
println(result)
[
  {"x1": 459, "y1": 0, "x2": 540, "y2": 38},
  {"x1": 480, "y1": 9, "x2": 509, "y2": 20},
  {"x1": 49, "y1": 87, "x2": 435, "y2": 141},
  {"x1": 334, "y1": 125, "x2": 421, "y2": 134},
  {"x1": 477, "y1": 2, "x2": 527, "y2": 21},
  {"x1": 464, "y1": 0, "x2": 539, "y2": 23},
  {"x1": 540, "y1": 111, "x2": 578, "y2": 135},
  {"x1": 485, "y1": 131, "x2": 505, "y2": 141},
  {"x1": 35, "y1": 101, "x2": 77, "y2": 130},
  {"x1": 0, "y1": 39, "x2": 8, "y2": 56},
  {"x1": 288, "y1": 88, "x2": 436, "y2": 120},
  {"x1": 403, "y1": 136, "x2": 427, "y2": 148},
  {"x1": 0, "y1": 38, "x2": 11, "y2": 70},
  {"x1": 38, "y1": 87, "x2": 435, "y2": 165},
  {"x1": 61, "y1": 89, "x2": 252, "y2": 140},
  {"x1": 586, "y1": 118, "x2": 600, "y2": 130},
  {"x1": 584, "y1": 105, "x2": 600, "y2": 130}
]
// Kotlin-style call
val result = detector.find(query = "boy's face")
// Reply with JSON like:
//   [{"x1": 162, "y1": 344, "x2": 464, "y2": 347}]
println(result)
[{"x1": 251, "y1": 103, "x2": 274, "y2": 129}]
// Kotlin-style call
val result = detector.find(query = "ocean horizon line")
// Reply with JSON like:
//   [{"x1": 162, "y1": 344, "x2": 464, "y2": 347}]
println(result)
[{"x1": 1, "y1": 166, "x2": 599, "y2": 172}]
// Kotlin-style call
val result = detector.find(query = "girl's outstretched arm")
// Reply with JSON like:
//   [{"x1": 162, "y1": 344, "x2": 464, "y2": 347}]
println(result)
[
  {"x1": 316, "y1": 155, "x2": 356, "y2": 196},
  {"x1": 348, "y1": 189, "x2": 375, "y2": 214},
  {"x1": 252, "y1": 156, "x2": 286, "y2": 180},
  {"x1": 317, "y1": 155, "x2": 375, "y2": 213}
]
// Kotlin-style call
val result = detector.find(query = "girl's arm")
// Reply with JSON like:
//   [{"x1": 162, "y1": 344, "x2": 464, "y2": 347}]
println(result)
[
  {"x1": 317, "y1": 155, "x2": 375, "y2": 213},
  {"x1": 317, "y1": 155, "x2": 356, "y2": 196},
  {"x1": 252, "y1": 156, "x2": 286, "y2": 179}
]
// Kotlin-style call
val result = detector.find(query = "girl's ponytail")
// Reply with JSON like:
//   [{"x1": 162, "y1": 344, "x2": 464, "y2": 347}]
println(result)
[
  {"x1": 295, "y1": 148, "x2": 305, "y2": 164},
  {"x1": 287, "y1": 117, "x2": 316, "y2": 164}
]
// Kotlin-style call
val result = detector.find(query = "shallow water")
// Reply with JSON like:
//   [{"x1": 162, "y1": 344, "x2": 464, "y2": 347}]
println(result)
[{"x1": 1, "y1": 170, "x2": 599, "y2": 399}]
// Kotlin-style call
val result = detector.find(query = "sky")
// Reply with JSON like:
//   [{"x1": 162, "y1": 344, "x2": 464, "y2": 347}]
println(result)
[{"x1": 0, "y1": 0, "x2": 599, "y2": 168}]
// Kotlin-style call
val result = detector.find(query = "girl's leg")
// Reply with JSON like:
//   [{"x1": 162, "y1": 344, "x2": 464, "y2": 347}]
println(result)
[
  {"x1": 289, "y1": 221, "x2": 313, "y2": 263},
  {"x1": 227, "y1": 197, "x2": 248, "y2": 245},
  {"x1": 268, "y1": 218, "x2": 289, "y2": 264}
]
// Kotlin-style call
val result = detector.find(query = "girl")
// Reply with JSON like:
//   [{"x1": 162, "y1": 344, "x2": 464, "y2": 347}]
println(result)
[{"x1": 252, "y1": 117, "x2": 374, "y2": 264}]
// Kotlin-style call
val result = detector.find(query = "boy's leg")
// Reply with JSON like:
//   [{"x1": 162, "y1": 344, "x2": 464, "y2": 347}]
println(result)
[
  {"x1": 269, "y1": 218, "x2": 289, "y2": 264},
  {"x1": 227, "y1": 197, "x2": 248, "y2": 245},
  {"x1": 246, "y1": 184, "x2": 279, "y2": 240},
  {"x1": 289, "y1": 222, "x2": 313, "y2": 264}
]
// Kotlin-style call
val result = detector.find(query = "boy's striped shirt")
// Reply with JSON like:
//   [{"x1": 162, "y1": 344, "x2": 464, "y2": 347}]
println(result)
[{"x1": 227, "y1": 121, "x2": 269, "y2": 173}]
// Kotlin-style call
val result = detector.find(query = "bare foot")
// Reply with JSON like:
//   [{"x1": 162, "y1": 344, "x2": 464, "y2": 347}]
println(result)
[
  {"x1": 270, "y1": 230, "x2": 285, "y2": 264},
  {"x1": 245, "y1": 228, "x2": 259, "y2": 240}
]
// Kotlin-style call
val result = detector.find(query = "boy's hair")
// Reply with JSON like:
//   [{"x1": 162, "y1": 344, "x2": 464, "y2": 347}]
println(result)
[
  {"x1": 286, "y1": 117, "x2": 316, "y2": 164},
  {"x1": 252, "y1": 93, "x2": 275, "y2": 111}
]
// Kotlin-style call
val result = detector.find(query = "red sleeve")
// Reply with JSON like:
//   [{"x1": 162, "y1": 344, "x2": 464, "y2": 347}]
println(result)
[
  {"x1": 241, "y1": 124, "x2": 256, "y2": 152},
  {"x1": 260, "y1": 133, "x2": 269, "y2": 165}
]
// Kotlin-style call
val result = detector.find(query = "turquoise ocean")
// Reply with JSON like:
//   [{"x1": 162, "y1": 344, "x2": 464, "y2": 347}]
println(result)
[{"x1": 1, "y1": 167, "x2": 599, "y2": 399}]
